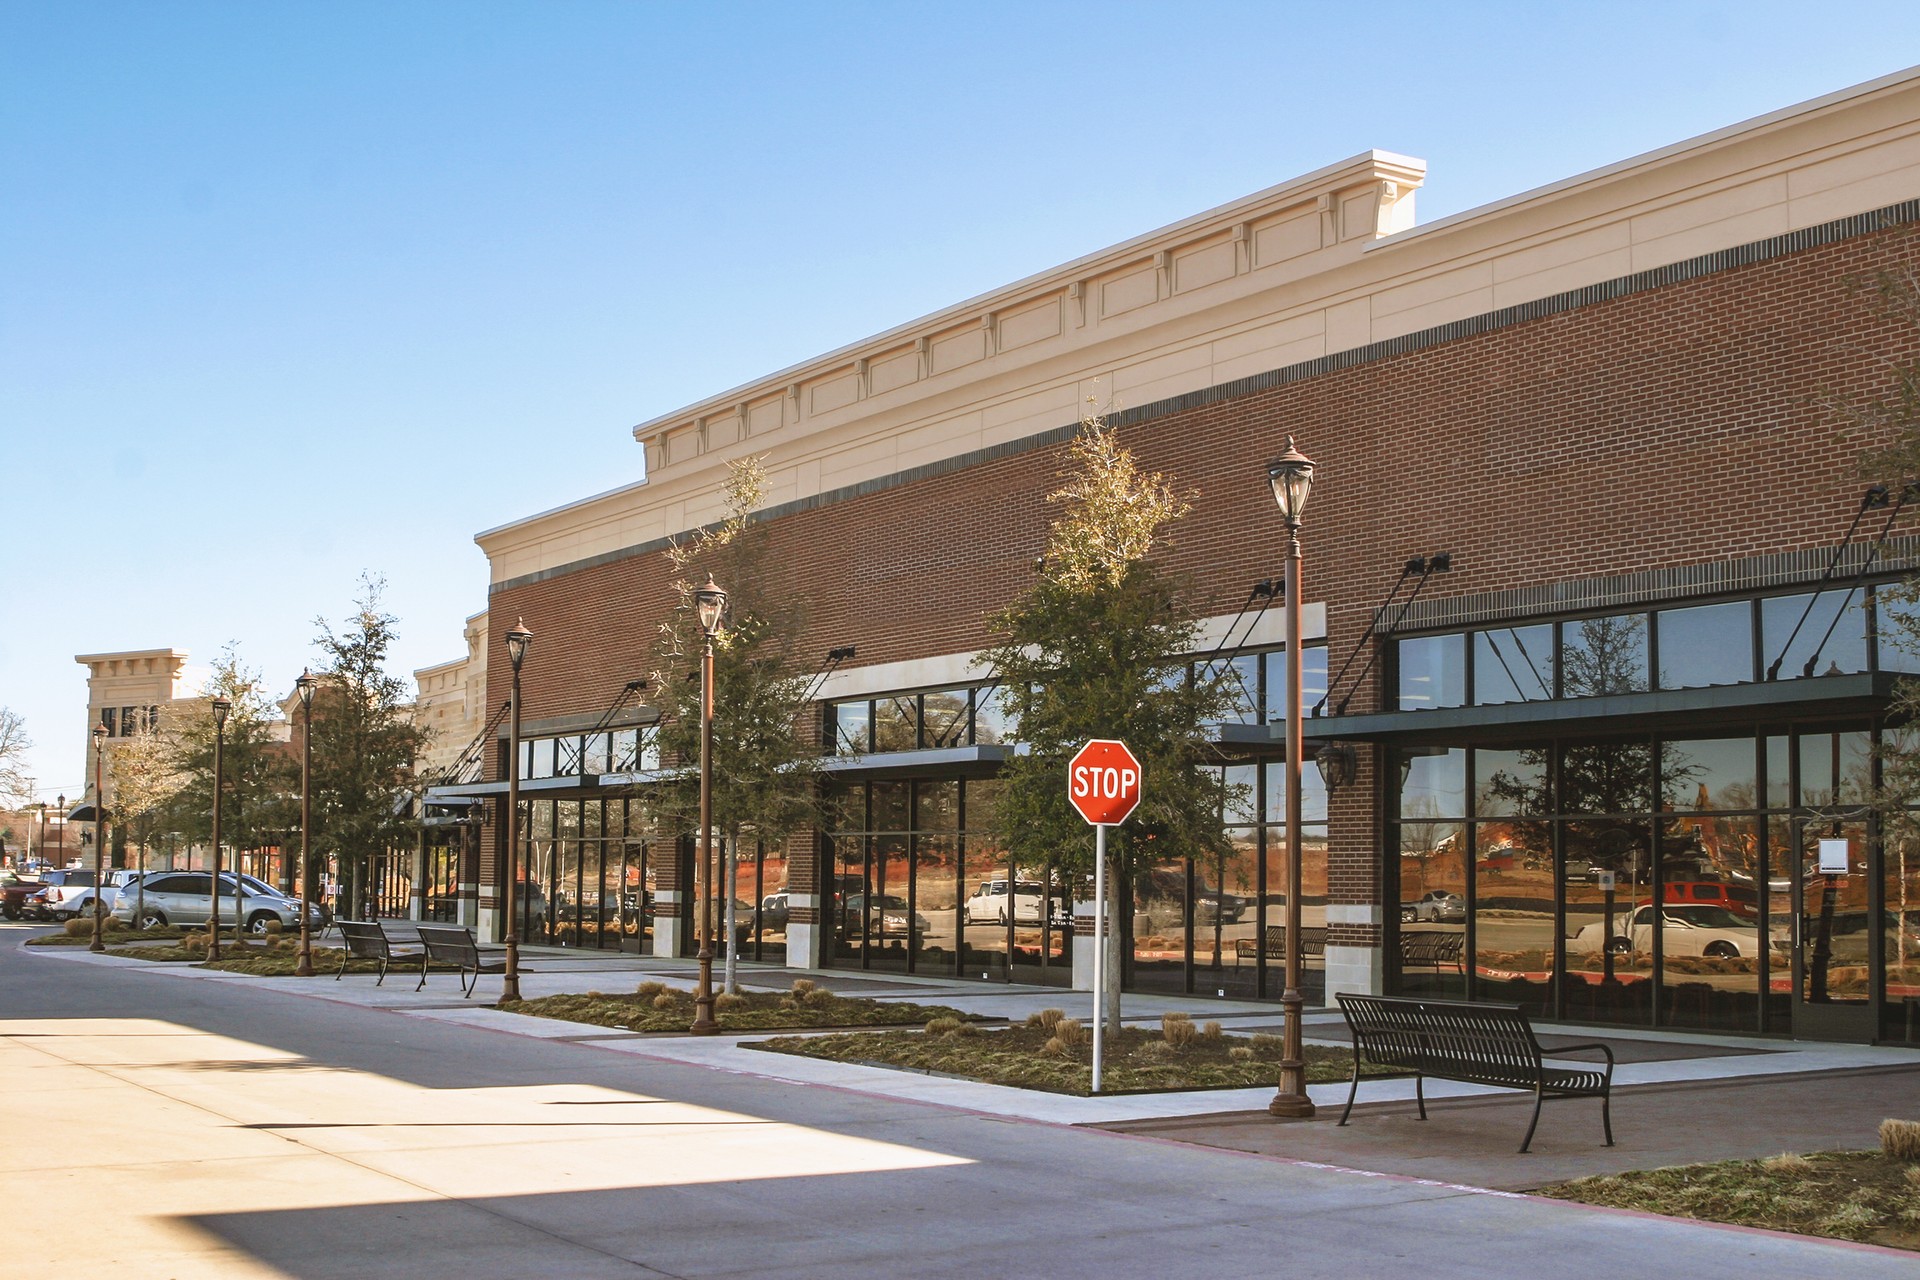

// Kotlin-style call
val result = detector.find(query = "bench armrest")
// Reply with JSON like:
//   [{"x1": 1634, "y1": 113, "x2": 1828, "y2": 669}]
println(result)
[{"x1": 1547, "y1": 1040, "x2": 1615, "y2": 1074}]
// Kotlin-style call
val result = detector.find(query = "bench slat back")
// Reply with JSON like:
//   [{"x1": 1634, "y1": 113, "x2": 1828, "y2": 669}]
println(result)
[
  {"x1": 1400, "y1": 932, "x2": 1464, "y2": 964},
  {"x1": 335, "y1": 920, "x2": 390, "y2": 960},
  {"x1": 417, "y1": 923, "x2": 481, "y2": 964},
  {"x1": 1338, "y1": 994, "x2": 1545, "y2": 1091},
  {"x1": 1261, "y1": 925, "x2": 1327, "y2": 956}
]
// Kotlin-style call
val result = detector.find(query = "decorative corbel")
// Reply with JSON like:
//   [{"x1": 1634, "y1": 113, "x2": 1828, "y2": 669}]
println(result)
[
  {"x1": 1067, "y1": 281, "x2": 1085, "y2": 327},
  {"x1": 1318, "y1": 192, "x2": 1336, "y2": 245},
  {"x1": 982, "y1": 312, "x2": 998, "y2": 356},
  {"x1": 914, "y1": 335, "x2": 930, "y2": 378},
  {"x1": 1155, "y1": 250, "x2": 1172, "y2": 298},
  {"x1": 855, "y1": 357, "x2": 871, "y2": 399},
  {"x1": 1233, "y1": 222, "x2": 1251, "y2": 274}
]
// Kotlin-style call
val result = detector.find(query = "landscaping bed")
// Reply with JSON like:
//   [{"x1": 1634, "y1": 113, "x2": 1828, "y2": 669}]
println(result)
[
  {"x1": 750, "y1": 1008, "x2": 1396, "y2": 1095},
  {"x1": 501, "y1": 979, "x2": 972, "y2": 1033},
  {"x1": 28, "y1": 924, "x2": 188, "y2": 947},
  {"x1": 1543, "y1": 1136, "x2": 1920, "y2": 1250}
]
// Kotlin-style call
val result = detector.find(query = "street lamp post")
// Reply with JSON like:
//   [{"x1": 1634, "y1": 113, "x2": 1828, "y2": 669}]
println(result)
[
  {"x1": 295, "y1": 670, "x2": 317, "y2": 977},
  {"x1": 208, "y1": 695, "x2": 231, "y2": 962},
  {"x1": 500, "y1": 619, "x2": 532, "y2": 1003},
  {"x1": 1267, "y1": 437, "x2": 1317, "y2": 1120},
  {"x1": 55, "y1": 796, "x2": 64, "y2": 867},
  {"x1": 89, "y1": 725, "x2": 108, "y2": 952},
  {"x1": 690, "y1": 575, "x2": 728, "y2": 1036}
]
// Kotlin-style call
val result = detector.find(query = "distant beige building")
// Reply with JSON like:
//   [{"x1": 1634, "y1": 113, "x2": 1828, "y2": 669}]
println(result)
[
  {"x1": 413, "y1": 609, "x2": 490, "y2": 780},
  {"x1": 72, "y1": 649, "x2": 208, "y2": 820}
]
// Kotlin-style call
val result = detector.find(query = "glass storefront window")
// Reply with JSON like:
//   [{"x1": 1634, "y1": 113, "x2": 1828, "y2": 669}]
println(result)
[
  {"x1": 914, "y1": 835, "x2": 958, "y2": 973},
  {"x1": 1657, "y1": 601, "x2": 1754, "y2": 689},
  {"x1": 1474, "y1": 624, "x2": 1554, "y2": 704},
  {"x1": 1661, "y1": 738, "x2": 1758, "y2": 811},
  {"x1": 1397, "y1": 820, "x2": 1465, "y2": 1000},
  {"x1": 1474, "y1": 747, "x2": 1549, "y2": 816},
  {"x1": 1262, "y1": 761, "x2": 1327, "y2": 825},
  {"x1": 1221, "y1": 654, "x2": 1260, "y2": 725},
  {"x1": 873, "y1": 696, "x2": 919, "y2": 751},
  {"x1": 1263, "y1": 646, "x2": 1329, "y2": 721},
  {"x1": 1222, "y1": 764, "x2": 1258, "y2": 826},
  {"x1": 1561, "y1": 614, "x2": 1649, "y2": 697},
  {"x1": 922, "y1": 690, "x2": 971, "y2": 748},
  {"x1": 1799, "y1": 731, "x2": 1872, "y2": 808},
  {"x1": 582, "y1": 733, "x2": 611, "y2": 776},
  {"x1": 834, "y1": 701, "x2": 871, "y2": 755},
  {"x1": 1561, "y1": 819, "x2": 1653, "y2": 1026},
  {"x1": 610, "y1": 727, "x2": 640, "y2": 773},
  {"x1": 1399, "y1": 748, "x2": 1465, "y2": 821},
  {"x1": 1876, "y1": 586, "x2": 1920, "y2": 673},
  {"x1": 1471, "y1": 819, "x2": 1552, "y2": 1015},
  {"x1": 1762, "y1": 591, "x2": 1867, "y2": 679},
  {"x1": 1397, "y1": 635, "x2": 1465, "y2": 711},
  {"x1": 1561, "y1": 739, "x2": 1654, "y2": 815},
  {"x1": 973, "y1": 685, "x2": 1015, "y2": 745}
]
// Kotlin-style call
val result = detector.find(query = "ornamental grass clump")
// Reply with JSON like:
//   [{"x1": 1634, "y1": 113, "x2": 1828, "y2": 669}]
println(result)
[
  {"x1": 62, "y1": 918, "x2": 92, "y2": 938},
  {"x1": 803, "y1": 987, "x2": 836, "y2": 1007},
  {"x1": 925, "y1": 1017, "x2": 963, "y2": 1038},
  {"x1": 791, "y1": 978, "x2": 816, "y2": 996},
  {"x1": 1025, "y1": 1007, "x2": 1067, "y2": 1033},
  {"x1": 1228, "y1": 1046, "x2": 1254, "y2": 1062},
  {"x1": 1200, "y1": 1020, "x2": 1222, "y2": 1042},
  {"x1": 1161, "y1": 1012, "x2": 1198, "y2": 1049},
  {"x1": 652, "y1": 993, "x2": 678, "y2": 1010},
  {"x1": 715, "y1": 992, "x2": 747, "y2": 1012},
  {"x1": 1881, "y1": 1118, "x2": 1920, "y2": 1161},
  {"x1": 1053, "y1": 1017, "x2": 1088, "y2": 1048},
  {"x1": 635, "y1": 980, "x2": 667, "y2": 998},
  {"x1": 1250, "y1": 1033, "x2": 1282, "y2": 1054}
]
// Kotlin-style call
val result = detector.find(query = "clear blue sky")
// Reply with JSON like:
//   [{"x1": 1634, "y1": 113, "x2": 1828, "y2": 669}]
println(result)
[{"x1": 5, "y1": 1, "x2": 1920, "y2": 798}]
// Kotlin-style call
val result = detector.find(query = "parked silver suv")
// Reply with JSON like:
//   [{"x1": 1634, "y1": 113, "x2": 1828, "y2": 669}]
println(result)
[{"x1": 112, "y1": 871, "x2": 320, "y2": 933}]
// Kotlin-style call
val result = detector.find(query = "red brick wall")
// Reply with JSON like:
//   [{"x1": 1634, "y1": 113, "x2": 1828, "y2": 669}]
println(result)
[{"x1": 485, "y1": 222, "x2": 1920, "y2": 927}]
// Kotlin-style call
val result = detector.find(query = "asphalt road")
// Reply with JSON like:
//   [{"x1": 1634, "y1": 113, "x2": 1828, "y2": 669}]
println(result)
[{"x1": 2, "y1": 922, "x2": 1912, "y2": 1279}]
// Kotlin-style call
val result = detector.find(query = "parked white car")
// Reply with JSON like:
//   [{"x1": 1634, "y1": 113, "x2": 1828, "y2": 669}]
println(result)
[
  {"x1": 1570, "y1": 903, "x2": 1781, "y2": 958},
  {"x1": 964, "y1": 879, "x2": 1050, "y2": 926}
]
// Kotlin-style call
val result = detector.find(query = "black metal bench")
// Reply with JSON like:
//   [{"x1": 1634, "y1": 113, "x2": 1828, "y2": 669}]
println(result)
[
  {"x1": 1398, "y1": 929, "x2": 1466, "y2": 972},
  {"x1": 1335, "y1": 993, "x2": 1615, "y2": 1153},
  {"x1": 1234, "y1": 924, "x2": 1327, "y2": 962},
  {"x1": 416, "y1": 923, "x2": 508, "y2": 998},
  {"x1": 333, "y1": 919, "x2": 422, "y2": 986}
]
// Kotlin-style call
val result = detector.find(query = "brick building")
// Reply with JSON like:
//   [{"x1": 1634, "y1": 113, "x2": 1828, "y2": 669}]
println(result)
[{"x1": 432, "y1": 68, "x2": 1920, "y2": 1043}]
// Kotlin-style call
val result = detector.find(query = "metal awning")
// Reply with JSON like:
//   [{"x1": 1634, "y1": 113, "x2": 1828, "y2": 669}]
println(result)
[{"x1": 1293, "y1": 672, "x2": 1894, "y2": 745}]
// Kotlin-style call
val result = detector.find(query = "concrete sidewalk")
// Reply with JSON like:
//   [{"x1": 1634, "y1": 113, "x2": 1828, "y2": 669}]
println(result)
[{"x1": 28, "y1": 929, "x2": 1920, "y2": 1131}]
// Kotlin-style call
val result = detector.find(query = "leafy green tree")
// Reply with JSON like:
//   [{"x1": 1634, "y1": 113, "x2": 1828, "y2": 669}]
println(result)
[
  {"x1": 161, "y1": 648, "x2": 295, "y2": 888},
  {"x1": 980, "y1": 408, "x2": 1238, "y2": 1030},
  {"x1": 308, "y1": 576, "x2": 433, "y2": 919},
  {"x1": 647, "y1": 456, "x2": 820, "y2": 988}
]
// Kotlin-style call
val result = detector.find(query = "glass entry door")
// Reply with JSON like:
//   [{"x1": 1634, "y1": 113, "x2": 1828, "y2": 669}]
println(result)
[{"x1": 1791, "y1": 821, "x2": 1877, "y2": 1041}]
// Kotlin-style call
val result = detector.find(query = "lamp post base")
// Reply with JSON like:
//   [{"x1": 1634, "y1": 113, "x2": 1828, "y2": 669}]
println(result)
[
  {"x1": 88, "y1": 911, "x2": 104, "y2": 953},
  {"x1": 294, "y1": 923, "x2": 314, "y2": 977},
  {"x1": 1268, "y1": 990, "x2": 1317, "y2": 1119},
  {"x1": 691, "y1": 947, "x2": 718, "y2": 1035},
  {"x1": 499, "y1": 936, "x2": 522, "y2": 1004}
]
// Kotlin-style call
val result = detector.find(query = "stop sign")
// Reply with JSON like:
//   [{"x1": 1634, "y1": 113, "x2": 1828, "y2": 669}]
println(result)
[{"x1": 1068, "y1": 739, "x2": 1143, "y2": 826}]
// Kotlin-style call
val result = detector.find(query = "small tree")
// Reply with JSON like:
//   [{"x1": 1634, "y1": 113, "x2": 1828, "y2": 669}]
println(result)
[
  {"x1": 648, "y1": 456, "x2": 819, "y2": 989},
  {"x1": 113, "y1": 711, "x2": 185, "y2": 922},
  {"x1": 308, "y1": 576, "x2": 433, "y2": 919},
  {"x1": 0, "y1": 708, "x2": 32, "y2": 809},
  {"x1": 981, "y1": 407, "x2": 1238, "y2": 1031},
  {"x1": 161, "y1": 648, "x2": 294, "y2": 889}
]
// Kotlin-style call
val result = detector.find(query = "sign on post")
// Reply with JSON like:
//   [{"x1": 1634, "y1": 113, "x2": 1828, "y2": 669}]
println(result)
[
  {"x1": 1069, "y1": 738, "x2": 1141, "y2": 1094},
  {"x1": 1069, "y1": 739, "x2": 1142, "y2": 826}
]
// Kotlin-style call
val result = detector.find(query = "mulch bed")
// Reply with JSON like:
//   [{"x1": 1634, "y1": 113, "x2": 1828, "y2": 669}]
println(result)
[
  {"x1": 500, "y1": 984, "x2": 972, "y2": 1033},
  {"x1": 1543, "y1": 1150, "x2": 1920, "y2": 1250},
  {"x1": 749, "y1": 1021, "x2": 1396, "y2": 1096}
]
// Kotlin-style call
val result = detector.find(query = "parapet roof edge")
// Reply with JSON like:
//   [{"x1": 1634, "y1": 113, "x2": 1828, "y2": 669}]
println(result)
[
  {"x1": 474, "y1": 473, "x2": 651, "y2": 547},
  {"x1": 624, "y1": 149, "x2": 1424, "y2": 442},
  {"x1": 74, "y1": 648, "x2": 190, "y2": 665},
  {"x1": 1367, "y1": 62, "x2": 1920, "y2": 253}
]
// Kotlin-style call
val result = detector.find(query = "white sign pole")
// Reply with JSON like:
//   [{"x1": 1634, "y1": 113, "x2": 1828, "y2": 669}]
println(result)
[{"x1": 1092, "y1": 820, "x2": 1107, "y2": 1095}]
